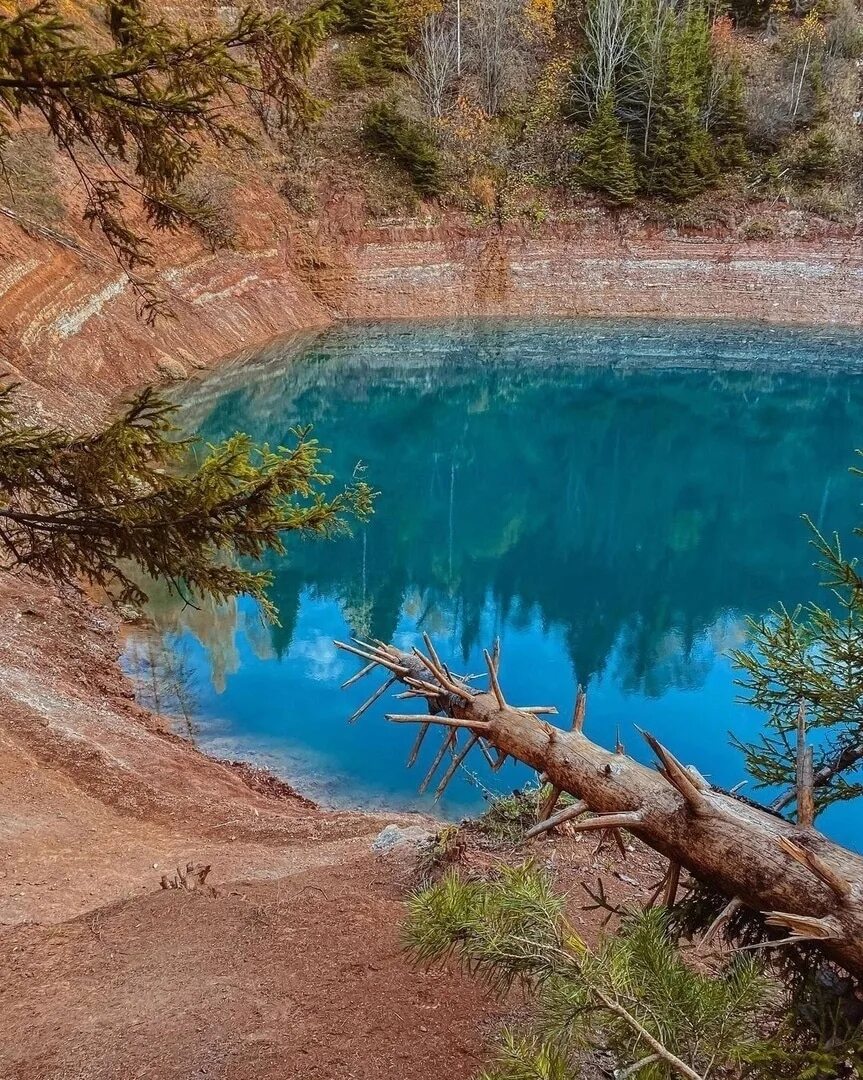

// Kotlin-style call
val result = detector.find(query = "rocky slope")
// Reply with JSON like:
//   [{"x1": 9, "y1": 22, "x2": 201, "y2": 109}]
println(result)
[{"x1": 3, "y1": 194, "x2": 862, "y2": 424}]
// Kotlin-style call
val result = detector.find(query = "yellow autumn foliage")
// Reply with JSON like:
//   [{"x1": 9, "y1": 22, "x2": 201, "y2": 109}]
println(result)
[{"x1": 523, "y1": 0, "x2": 556, "y2": 41}]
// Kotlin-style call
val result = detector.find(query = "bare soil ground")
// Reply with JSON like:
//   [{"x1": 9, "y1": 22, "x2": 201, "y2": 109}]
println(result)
[{"x1": 0, "y1": 569, "x2": 664, "y2": 1080}]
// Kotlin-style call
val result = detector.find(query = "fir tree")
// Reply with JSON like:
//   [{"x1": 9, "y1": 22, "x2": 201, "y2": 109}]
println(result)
[
  {"x1": 0, "y1": 386, "x2": 374, "y2": 618},
  {"x1": 0, "y1": 1, "x2": 373, "y2": 617},
  {"x1": 791, "y1": 124, "x2": 841, "y2": 186},
  {"x1": 710, "y1": 61, "x2": 750, "y2": 171},
  {"x1": 334, "y1": 0, "x2": 407, "y2": 85},
  {"x1": 363, "y1": 97, "x2": 444, "y2": 196},
  {"x1": 364, "y1": 0, "x2": 409, "y2": 70},
  {"x1": 0, "y1": 0, "x2": 338, "y2": 313},
  {"x1": 574, "y1": 91, "x2": 638, "y2": 205},
  {"x1": 642, "y1": 3, "x2": 718, "y2": 201}
]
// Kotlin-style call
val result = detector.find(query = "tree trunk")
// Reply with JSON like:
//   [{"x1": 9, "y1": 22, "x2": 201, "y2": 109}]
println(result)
[{"x1": 336, "y1": 638, "x2": 863, "y2": 979}]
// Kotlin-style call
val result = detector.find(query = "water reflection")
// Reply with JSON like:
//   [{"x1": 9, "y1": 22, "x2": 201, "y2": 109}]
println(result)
[{"x1": 129, "y1": 319, "x2": 863, "y2": 842}]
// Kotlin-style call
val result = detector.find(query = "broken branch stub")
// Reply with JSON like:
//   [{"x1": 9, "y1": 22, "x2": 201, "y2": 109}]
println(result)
[{"x1": 335, "y1": 636, "x2": 863, "y2": 978}]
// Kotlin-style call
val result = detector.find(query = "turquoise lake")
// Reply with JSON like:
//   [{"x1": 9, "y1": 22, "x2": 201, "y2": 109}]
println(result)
[{"x1": 125, "y1": 319, "x2": 863, "y2": 848}]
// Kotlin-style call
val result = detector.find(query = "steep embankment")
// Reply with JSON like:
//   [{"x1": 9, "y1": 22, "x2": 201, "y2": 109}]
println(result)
[{"x1": 3, "y1": 198, "x2": 862, "y2": 423}]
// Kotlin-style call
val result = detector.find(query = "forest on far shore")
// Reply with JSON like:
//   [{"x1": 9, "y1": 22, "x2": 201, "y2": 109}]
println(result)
[{"x1": 283, "y1": 0, "x2": 863, "y2": 226}]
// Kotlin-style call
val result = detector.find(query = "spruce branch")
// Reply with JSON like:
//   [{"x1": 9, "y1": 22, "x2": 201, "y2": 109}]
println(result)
[
  {"x1": 0, "y1": 383, "x2": 374, "y2": 617},
  {"x1": 405, "y1": 865, "x2": 768, "y2": 1080},
  {"x1": 0, "y1": 0, "x2": 338, "y2": 309}
]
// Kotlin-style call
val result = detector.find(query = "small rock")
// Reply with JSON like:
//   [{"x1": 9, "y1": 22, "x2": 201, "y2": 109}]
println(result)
[
  {"x1": 371, "y1": 824, "x2": 434, "y2": 854},
  {"x1": 157, "y1": 357, "x2": 189, "y2": 381},
  {"x1": 116, "y1": 603, "x2": 143, "y2": 623}
]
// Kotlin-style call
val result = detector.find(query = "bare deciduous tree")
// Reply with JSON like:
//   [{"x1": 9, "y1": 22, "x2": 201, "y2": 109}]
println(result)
[
  {"x1": 409, "y1": 10, "x2": 460, "y2": 118},
  {"x1": 789, "y1": 13, "x2": 825, "y2": 119},
  {"x1": 628, "y1": 0, "x2": 673, "y2": 153},
  {"x1": 572, "y1": 0, "x2": 641, "y2": 117},
  {"x1": 470, "y1": 0, "x2": 525, "y2": 116}
]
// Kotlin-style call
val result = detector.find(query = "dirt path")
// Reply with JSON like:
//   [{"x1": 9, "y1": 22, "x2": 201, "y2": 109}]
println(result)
[
  {"x1": 0, "y1": 568, "x2": 666, "y2": 1079},
  {"x1": 0, "y1": 571, "x2": 501, "y2": 1079},
  {"x1": 0, "y1": 859, "x2": 496, "y2": 1080}
]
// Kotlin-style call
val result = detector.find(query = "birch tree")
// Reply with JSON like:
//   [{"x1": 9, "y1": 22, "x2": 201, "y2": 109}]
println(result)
[
  {"x1": 409, "y1": 10, "x2": 460, "y2": 117},
  {"x1": 571, "y1": 0, "x2": 641, "y2": 118}
]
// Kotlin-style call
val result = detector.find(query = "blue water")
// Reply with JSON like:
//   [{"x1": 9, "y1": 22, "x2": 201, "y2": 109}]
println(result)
[{"x1": 125, "y1": 319, "x2": 863, "y2": 848}]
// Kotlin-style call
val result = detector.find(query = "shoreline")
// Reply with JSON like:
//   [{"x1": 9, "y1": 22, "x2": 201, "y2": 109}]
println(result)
[
  {"x1": 2, "y1": 216, "x2": 862, "y2": 929},
  {"x1": 3, "y1": 216, "x2": 863, "y2": 423}
]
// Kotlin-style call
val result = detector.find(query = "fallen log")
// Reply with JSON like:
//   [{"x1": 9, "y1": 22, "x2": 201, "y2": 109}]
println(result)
[{"x1": 335, "y1": 636, "x2": 863, "y2": 979}]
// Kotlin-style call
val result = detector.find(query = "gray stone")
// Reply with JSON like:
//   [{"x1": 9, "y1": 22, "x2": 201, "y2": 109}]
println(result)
[
  {"x1": 157, "y1": 357, "x2": 189, "y2": 381},
  {"x1": 371, "y1": 824, "x2": 434, "y2": 854}
]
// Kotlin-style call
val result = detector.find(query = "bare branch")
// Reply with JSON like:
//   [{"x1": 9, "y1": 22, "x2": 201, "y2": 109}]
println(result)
[
  {"x1": 640, "y1": 729, "x2": 709, "y2": 813},
  {"x1": 434, "y1": 734, "x2": 479, "y2": 800},
  {"x1": 348, "y1": 676, "x2": 396, "y2": 724},
  {"x1": 525, "y1": 800, "x2": 590, "y2": 838},
  {"x1": 385, "y1": 713, "x2": 490, "y2": 731},
  {"x1": 700, "y1": 898, "x2": 743, "y2": 948},
  {"x1": 419, "y1": 730, "x2": 457, "y2": 794},
  {"x1": 484, "y1": 648, "x2": 507, "y2": 710},
  {"x1": 569, "y1": 811, "x2": 644, "y2": 834},
  {"x1": 407, "y1": 722, "x2": 431, "y2": 768},
  {"x1": 796, "y1": 702, "x2": 815, "y2": 828},
  {"x1": 341, "y1": 661, "x2": 377, "y2": 689},
  {"x1": 572, "y1": 684, "x2": 587, "y2": 733}
]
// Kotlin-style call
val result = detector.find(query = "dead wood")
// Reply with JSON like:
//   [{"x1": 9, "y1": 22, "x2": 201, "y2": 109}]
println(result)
[{"x1": 335, "y1": 638, "x2": 863, "y2": 978}]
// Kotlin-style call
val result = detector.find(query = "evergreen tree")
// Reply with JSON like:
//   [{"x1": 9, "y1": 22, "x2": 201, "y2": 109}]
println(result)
[
  {"x1": 0, "y1": 386, "x2": 374, "y2": 617},
  {"x1": 0, "y1": 0, "x2": 338, "y2": 313},
  {"x1": 363, "y1": 97, "x2": 444, "y2": 195},
  {"x1": 790, "y1": 124, "x2": 841, "y2": 186},
  {"x1": 368, "y1": 0, "x2": 409, "y2": 68},
  {"x1": 732, "y1": 490, "x2": 863, "y2": 817},
  {"x1": 0, "y1": 1, "x2": 371, "y2": 617},
  {"x1": 710, "y1": 61, "x2": 750, "y2": 171},
  {"x1": 641, "y1": 2, "x2": 718, "y2": 201},
  {"x1": 349, "y1": 0, "x2": 408, "y2": 70},
  {"x1": 574, "y1": 91, "x2": 638, "y2": 205}
]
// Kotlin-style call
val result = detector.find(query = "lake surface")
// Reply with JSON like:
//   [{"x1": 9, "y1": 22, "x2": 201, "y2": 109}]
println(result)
[{"x1": 124, "y1": 319, "x2": 863, "y2": 848}]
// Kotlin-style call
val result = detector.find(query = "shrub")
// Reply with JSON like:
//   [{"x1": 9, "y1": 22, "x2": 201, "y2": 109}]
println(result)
[
  {"x1": 363, "y1": 97, "x2": 445, "y2": 196},
  {"x1": 792, "y1": 185, "x2": 853, "y2": 219},
  {"x1": 826, "y1": 0, "x2": 863, "y2": 58},
  {"x1": 787, "y1": 124, "x2": 843, "y2": 185},
  {"x1": 746, "y1": 66, "x2": 797, "y2": 151},
  {"x1": 473, "y1": 783, "x2": 579, "y2": 843},
  {"x1": 332, "y1": 41, "x2": 392, "y2": 90},
  {"x1": 474, "y1": 789, "x2": 539, "y2": 842},
  {"x1": 743, "y1": 217, "x2": 778, "y2": 239}
]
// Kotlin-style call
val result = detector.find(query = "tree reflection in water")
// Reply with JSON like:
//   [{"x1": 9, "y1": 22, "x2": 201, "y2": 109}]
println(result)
[{"x1": 129, "y1": 319, "x2": 863, "y2": 842}]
